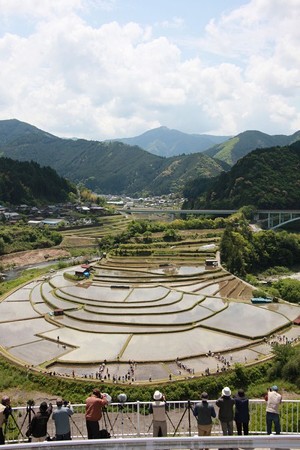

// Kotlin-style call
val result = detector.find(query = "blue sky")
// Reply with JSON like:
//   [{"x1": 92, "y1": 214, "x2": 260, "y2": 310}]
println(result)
[{"x1": 0, "y1": 0, "x2": 299, "y2": 140}]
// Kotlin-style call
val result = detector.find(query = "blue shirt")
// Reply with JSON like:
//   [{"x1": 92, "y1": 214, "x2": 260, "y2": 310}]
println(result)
[{"x1": 52, "y1": 405, "x2": 74, "y2": 435}]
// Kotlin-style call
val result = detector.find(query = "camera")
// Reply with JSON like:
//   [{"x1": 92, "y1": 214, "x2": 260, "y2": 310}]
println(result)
[
  {"x1": 118, "y1": 393, "x2": 127, "y2": 404},
  {"x1": 102, "y1": 393, "x2": 112, "y2": 404},
  {"x1": 27, "y1": 400, "x2": 35, "y2": 407},
  {"x1": 63, "y1": 400, "x2": 69, "y2": 406}
]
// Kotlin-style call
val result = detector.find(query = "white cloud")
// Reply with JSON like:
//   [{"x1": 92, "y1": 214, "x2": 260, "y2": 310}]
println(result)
[{"x1": 0, "y1": 0, "x2": 299, "y2": 139}]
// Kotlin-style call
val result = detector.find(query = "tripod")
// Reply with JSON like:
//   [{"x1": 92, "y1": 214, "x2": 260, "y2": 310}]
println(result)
[
  {"x1": 102, "y1": 407, "x2": 114, "y2": 437},
  {"x1": 20, "y1": 402, "x2": 35, "y2": 442},
  {"x1": 69, "y1": 415, "x2": 85, "y2": 439},
  {"x1": 112, "y1": 403, "x2": 137, "y2": 437},
  {"x1": 20, "y1": 403, "x2": 35, "y2": 431},
  {"x1": 166, "y1": 410, "x2": 176, "y2": 433},
  {"x1": 173, "y1": 400, "x2": 193, "y2": 437},
  {"x1": 4, "y1": 409, "x2": 26, "y2": 441}
]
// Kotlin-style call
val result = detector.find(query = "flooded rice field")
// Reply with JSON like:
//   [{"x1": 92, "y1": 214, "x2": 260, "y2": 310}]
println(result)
[{"x1": 0, "y1": 258, "x2": 299, "y2": 382}]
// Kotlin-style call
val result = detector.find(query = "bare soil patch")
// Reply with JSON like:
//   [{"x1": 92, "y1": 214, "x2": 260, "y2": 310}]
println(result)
[
  {"x1": 0, "y1": 248, "x2": 70, "y2": 269},
  {"x1": 0, "y1": 388, "x2": 58, "y2": 406}
]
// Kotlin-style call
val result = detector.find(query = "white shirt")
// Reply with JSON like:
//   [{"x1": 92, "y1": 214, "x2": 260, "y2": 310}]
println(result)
[{"x1": 266, "y1": 391, "x2": 282, "y2": 414}]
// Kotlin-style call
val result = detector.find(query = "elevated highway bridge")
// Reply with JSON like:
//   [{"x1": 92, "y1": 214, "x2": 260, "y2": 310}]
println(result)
[{"x1": 118, "y1": 208, "x2": 300, "y2": 229}]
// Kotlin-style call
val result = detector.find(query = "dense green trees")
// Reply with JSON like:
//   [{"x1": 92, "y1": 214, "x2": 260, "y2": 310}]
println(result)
[
  {"x1": 269, "y1": 344, "x2": 300, "y2": 387},
  {"x1": 0, "y1": 225, "x2": 62, "y2": 254},
  {"x1": 183, "y1": 141, "x2": 300, "y2": 209},
  {"x1": 271, "y1": 279, "x2": 300, "y2": 303},
  {"x1": 220, "y1": 215, "x2": 300, "y2": 276},
  {"x1": 0, "y1": 157, "x2": 76, "y2": 205}
]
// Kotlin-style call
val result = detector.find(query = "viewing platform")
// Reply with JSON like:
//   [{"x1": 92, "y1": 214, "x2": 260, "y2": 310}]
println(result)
[{"x1": 3, "y1": 399, "x2": 300, "y2": 447}]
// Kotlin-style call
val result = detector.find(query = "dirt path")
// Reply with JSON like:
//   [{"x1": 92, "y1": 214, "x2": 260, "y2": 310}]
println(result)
[{"x1": 0, "y1": 248, "x2": 70, "y2": 269}]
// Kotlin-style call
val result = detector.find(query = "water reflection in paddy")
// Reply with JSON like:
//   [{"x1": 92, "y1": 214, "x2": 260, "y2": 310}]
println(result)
[
  {"x1": 59, "y1": 285, "x2": 131, "y2": 302},
  {"x1": 151, "y1": 265, "x2": 206, "y2": 275},
  {"x1": 43, "y1": 328, "x2": 130, "y2": 362},
  {"x1": 0, "y1": 318, "x2": 57, "y2": 347},
  {"x1": 2, "y1": 259, "x2": 299, "y2": 378},
  {"x1": 51, "y1": 315, "x2": 190, "y2": 333},
  {"x1": 55, "y1": 287, "x2": 183, "y2": 308},
  {"x1": 85, "y1": 291, "x2": 184, "y2": 312},
  {"x1": 203, "y1": 302, "x2": 289, "y2": 337},
  {"x1": 4, "y1": 289, "x2": 31, "y2": 301},
  {"x1": 121, "y1": 328, "x2": 251, "y2": 361},
  {"x1": 9, "y1": 340, "x2": 72, "y2": 366},
  {"x1": 67, "y1": 303, "x2": 213, "y2": 325},
  {"x1": 261, "y1": 302, "x2": 300, "y2": 321},
  {"x1": 95, "y1": 269, "x2": 149, "y2": 277},
  {"x1": 201, "y1": 297, "x2": 227, "y2": 311},
  {"x1": 0, "y1": 300, "x2": 40, "y2": 321}
]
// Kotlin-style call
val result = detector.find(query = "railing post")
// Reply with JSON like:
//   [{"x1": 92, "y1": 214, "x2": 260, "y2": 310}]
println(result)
[{"x1": 137, "y1": 401, "x2": 140, "y2": 437}]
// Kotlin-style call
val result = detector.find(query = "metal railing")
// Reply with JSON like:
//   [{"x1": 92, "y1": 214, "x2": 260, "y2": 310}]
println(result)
[
  {"x1": 4, "y1": 399, "x2": 300, "y2": 444},
  {"x1": 2, "y1": 435, "x2": 300, "y2": 450}
]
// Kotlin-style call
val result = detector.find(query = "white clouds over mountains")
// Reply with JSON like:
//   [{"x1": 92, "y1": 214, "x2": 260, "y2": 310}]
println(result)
[{"x1": 0, "y1": 0, "x2": 299, "y2": 140}]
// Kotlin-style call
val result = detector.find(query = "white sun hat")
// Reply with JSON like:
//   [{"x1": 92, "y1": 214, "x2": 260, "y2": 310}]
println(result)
[
  {"x1": 222, "y1": 387, "x2": 231, "y2": 397},
  {"x1": 153, "y1": 390, "x2": 163, "y2": 400}
]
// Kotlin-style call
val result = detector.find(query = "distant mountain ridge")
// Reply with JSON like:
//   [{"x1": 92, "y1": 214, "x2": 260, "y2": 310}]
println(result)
[
  {"x1": 0, "y1": 119, "x2": 227, "y2": 196},
  {"x1": 204, "y1": 129, "x2": 300, "y2": 165},
  {"x1": 113, "y1": 126, "x2": 230, "y2": 157},
  {"x1": 1, "y1": 119, "x2": 300, "y2": 199}
]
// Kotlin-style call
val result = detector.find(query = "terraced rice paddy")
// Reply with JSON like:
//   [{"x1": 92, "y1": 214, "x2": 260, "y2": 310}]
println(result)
[
  {"x1": 0, "y1": 224, "x2": 299, "y2": 382},
  {"x1": 0, "y1": 216, "x2": 300, "y2": 383}
]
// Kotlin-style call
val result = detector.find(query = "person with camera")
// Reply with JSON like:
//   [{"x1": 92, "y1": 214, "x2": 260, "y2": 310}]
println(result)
[
  {"x1": 85, "y1": 388, "x2": 108, "y2": 439},
  {"x1": 149, "y1": 390, "x2": 168, "y2": 437},
  {"x1": 216, "y1": 386, "x2": 235, "y2": 436},
  {"x1": 193, "y1": 392, "x2": 216, "y2": 438},
  {"x1": 26, "y1": 401, "x2": 52, "y2": 442},
  {"x1": 0, "y1": 396, "x2": 11, "y2": 445},
  {"x1": 52, "y1": 398, "x2": 74, "y2": 440},
  {"x1": 265, "y1": 386, "x2": 282, "y2": 434}
]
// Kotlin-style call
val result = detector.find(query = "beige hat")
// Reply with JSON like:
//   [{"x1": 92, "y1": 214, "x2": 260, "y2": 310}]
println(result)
[{"x1": 153, "y1": 390, "x2": 163, "y2": 400}]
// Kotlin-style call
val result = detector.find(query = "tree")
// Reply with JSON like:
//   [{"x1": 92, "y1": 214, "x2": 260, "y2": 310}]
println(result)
[
  {"x1": 163, "y1": 228, "x2": 180, "y2": 242},
  {"x1": 0, "y1": 237, "x2": 5, "y2": 255},
  {"x1": 272, "y1": 278, "x2": 300, "y2": 304},
  {"x1": 282, "y1": 349, "x2": 300, "y2": 385}
]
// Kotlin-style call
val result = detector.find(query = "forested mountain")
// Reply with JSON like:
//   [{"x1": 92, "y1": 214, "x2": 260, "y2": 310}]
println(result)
[
  {"x1": 0, "y1": 119, "x2": 227, "y2": 196},
  {"x1": 204, "y1": 130, "x2": 300, "y2": 165},
  {"x1": 113, "y1": 126, "x2": 230, "y2": 157},
  {"x1": 0, "y1": 157, "x2": 76, "y2": 205},
  {"x1": 2, "y1": 119, "x2": 299, "y2": 198},
  {"x1": 183, "y1": 141, "x2": 300, "y2": 209}
]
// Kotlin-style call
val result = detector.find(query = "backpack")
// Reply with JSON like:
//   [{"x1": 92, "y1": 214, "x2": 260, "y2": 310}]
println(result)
[{"x1": 98, "y1": 429, "x2": 111, "y2": 438}]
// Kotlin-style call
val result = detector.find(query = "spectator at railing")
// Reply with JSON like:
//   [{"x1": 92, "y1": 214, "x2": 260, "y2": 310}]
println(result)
[
  {"x1": 0, "y1": 396, "x2": 11, "y2": 445},
  {"x1": 26, "y1": 401, "x2": 52, "y2": 442},
  {"x1": 216, "y1": 387, "x2": 235, "y2": 436},
  {"x1": 149, "y1": 390, "x2": 168, "y2": 437},
  {"x1": 265, "y1": 386, "x2": 282, "y2": 435},
  {"x1": 234, "y1": 389, "x2": 250, "y2": 435},
  {"x1": 193, "y1": 392, "x2": 216, "y2": 439},
  {"x1": 85, "y1": 389, "x2": 108, "y2": 439},
  {"x1": 52, "y1": 398, "x2": 74, "y2": 441}
]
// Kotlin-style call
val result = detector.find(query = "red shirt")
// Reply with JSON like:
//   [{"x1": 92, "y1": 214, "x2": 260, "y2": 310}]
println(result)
[{"x1": 85, "y1": 395, "x2": 108, "y2": 421}]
